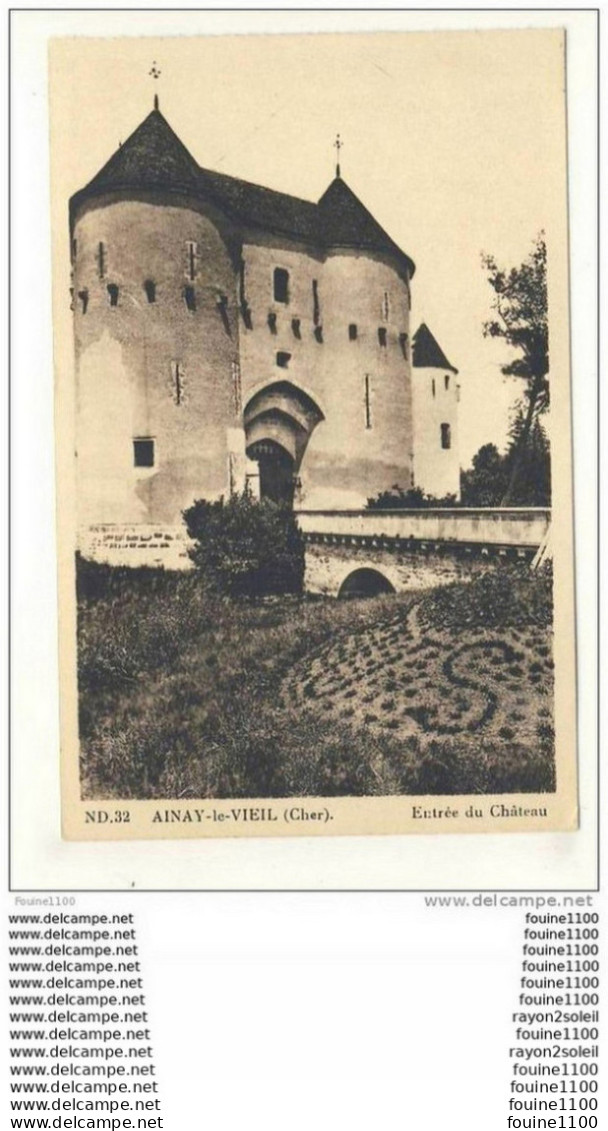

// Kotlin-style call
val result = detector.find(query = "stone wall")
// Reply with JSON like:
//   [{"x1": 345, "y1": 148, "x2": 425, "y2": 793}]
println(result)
[
  {"x1": 304, "y1": 541, "x2": 512, "y2": 597},
  {"x1": 78, "y1": 524, "x2": 192, "y2": 570},
  {"x1": 297, "y1": 507, "x2": 551, "y2": 548}
]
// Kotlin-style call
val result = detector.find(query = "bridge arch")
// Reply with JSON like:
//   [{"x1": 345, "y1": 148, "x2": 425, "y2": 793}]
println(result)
[{"x1": 337, "y1": 566, "x2": 396, "y2": 599}]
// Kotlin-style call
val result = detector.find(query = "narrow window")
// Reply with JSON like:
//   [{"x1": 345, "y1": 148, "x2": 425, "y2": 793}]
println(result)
[
  {"x1": 312, "y1": 279, "x2": 320, "y2": 325},
  {"x1": 432, "y1": 378, "x2": 436, "y2": 397},
  {"x1": 239, "y1": 257, "x2": 250, "y2": 322},
  {"x1": 444, "y1": 374, "x2": 450, "y2": 390},
  {"x1": 276, "y1": 351, "x2": 291, "y2": 369},
  {"x1": 378, "y1": 327, "x2": 387, "y2": 347},
  {"x1": 440, "y1": 423, "x2": 451, "y2": 450},
  {"x1": 291, "y1": 318, "x2": 301, "y2": 339},
  {"x1": 382, "y1": 291, "x2": 390, "y2": 321},
  {"x1": 133, "y1": 438, "x2": 155, "y2": 468},
  {"x1": 364, "y1": 375, "x2": 372, "y2": 429},
  {"x1": 231, "y1": 360, "x2": 242, "y2": 415},
  {"x1": 107, "y1": 283, "x2": 119, "y2": 307},
  {"x1": 170, "y1": 362, "x2": 183, "y2": 406},
  {"x1": 349, "y1": 324, "x2": 358, "y2": 341},
  {"x1": 267, "y1": 312, "x2": 278, "y2": 334},
  {"x1": 144, "y1": 280, "x2": 156, "y2": 304},
  {"x1": 273, "y1": 267, "x2": 289, "y2": 304},
  {"x1": 186, "y1": 241, "x2": 198, "y2": 280},
  {"x1": 78, "y1": 289, "x2": 89, "y2": 314},
  {"x1": 399, "y1": 332, "x2": 408, "y2": 359},
  {"x1": 313, "y1": 325, "x2": 323, "y2": 343},
  {"x1": 183, "y1": 285, "x2": 196, "y2": 312},
  {"x1": 97, "y1": 242, "x2": 106, "y2": 279},
  {"x1": 71, "y1": 238, "x2": 77, "y2": 261},
  {"x1": 217, "y1": 294, "x2": 230, "y2": 334}
]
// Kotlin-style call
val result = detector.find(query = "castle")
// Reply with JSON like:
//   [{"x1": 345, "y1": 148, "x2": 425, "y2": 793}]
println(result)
[{"x1": 70, "y1": 101, "x2": 460, "y2": 565}]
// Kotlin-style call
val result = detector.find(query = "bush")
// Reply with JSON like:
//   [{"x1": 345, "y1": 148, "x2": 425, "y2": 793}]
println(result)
[
  {"x1": 366, "y1": 485, "x2": 459, "y2": 510},
  {"x1": 183, "y1": 492, "x2": 305, "y2": 598},
  {"x1": 419, "y1": 566, "x2": 553, "y2": 632}
]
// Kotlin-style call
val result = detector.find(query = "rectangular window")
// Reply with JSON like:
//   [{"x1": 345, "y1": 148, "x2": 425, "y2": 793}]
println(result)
[
  {"x1": 97, "y1": 242, "x2": 106, "y2": 279},
  {"x1": 186, "y1": 241, "x2": 198, "y2": 280},
  {"x1": 364, "y1": 375, "x2": 372, "y2": 429},
  {"x1": 276, "y1": 351, "x2": 291, "y2": 368},
  {"x1": 378, "y1": 327, "x2": 387, "y2": 347},
  {"x1": 349, "y1": 323, "x2": 358, "y2": 341},
  {"x1": 78, "y1": 289, "x2": 89, "y2": 314},
  {"x1": 133, "y1": 438, "x2": 155, "y2": 468},
  {"x1": 444, "y1": 374, "x2": 450, "y2": 390},
  {"x1": 399, "y1": 332, "x2": 408, "y2": 359},
  {"x1": 382, "y1": 291, "x2": 390, "y2": 321},
  {"x1": 432, "y1": 378, "x2": 436, "y2": 397},
  {"x1": 291, "y1": 318, "x2": 301, "y2": 339},
  {"x1": 312, "y1": 279, "x2": 320, "y2": 325},
  {"x1": 440, "y1": 423, "x2": 451, "y2": 450},
  {"x1": 170, "y1": 362, "x2": 183, "y2": 406},
  {"x1": 183, "y1": 285, "x2": 196, "y2": 312},
  {"x1": 273, "y1": 267, "x2": 289, "y2": 304},
  {"x1": 107, "y1": 283, "x2": 119, "y2": 307},
  {"x1": 144, "y1": 280, "x2": 156, "y2": 304}
]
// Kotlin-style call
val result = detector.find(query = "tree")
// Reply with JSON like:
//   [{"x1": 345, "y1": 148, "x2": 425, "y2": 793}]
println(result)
[
  {"x1": 183, "y1": 492, "x2": 305, "y2": 598},
  {"x1": 460, "y1": 423, "x2": 550, "y2": 508},
  {"x1": 505, "y1": 408, "x2": 551, "y2": 507},
  {"x1": 460, "y1": 443, "x2": 509, "y2": 507},
  {"x1": 482, "y1": 232, "x2": 549, "y2": 504}
]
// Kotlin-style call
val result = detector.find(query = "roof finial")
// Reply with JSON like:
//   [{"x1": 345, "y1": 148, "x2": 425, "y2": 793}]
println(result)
[
  {"x1": 149, "y1": 61, "x2": 161, "y2": 110},
  {"x1": 334, "y1": 133, "x2": 343, "y2": 178}
]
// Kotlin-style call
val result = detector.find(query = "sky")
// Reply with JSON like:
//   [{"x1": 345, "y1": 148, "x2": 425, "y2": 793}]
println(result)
[{"x1": 49, "y1": 28, "x2": 567, "y2": 467}]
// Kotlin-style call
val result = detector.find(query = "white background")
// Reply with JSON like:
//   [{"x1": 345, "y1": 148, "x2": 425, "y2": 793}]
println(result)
[
  {"x1": 8, "y1": 6, "x2": 598, "y2": 891},
  {"x1": 2, "y1": 6, "x2": 605, "y2": 1131}
]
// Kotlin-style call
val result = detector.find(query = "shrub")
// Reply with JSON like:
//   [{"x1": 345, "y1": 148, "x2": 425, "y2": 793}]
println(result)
[
  {"x1": 366, "y1": 485, "x2": 459, "y2": 510},
  {"x1": 183, "y1": 492, "x2": 305, "y2": 597}
]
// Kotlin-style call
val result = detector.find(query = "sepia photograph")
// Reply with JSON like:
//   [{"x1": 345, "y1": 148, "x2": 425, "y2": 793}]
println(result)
[{"x1": 50, "y1": 27, "x2": 577, "y2": 839}]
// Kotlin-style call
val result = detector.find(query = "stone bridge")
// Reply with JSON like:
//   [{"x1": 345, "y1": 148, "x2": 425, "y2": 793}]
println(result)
[
  {"x1": 296, "y1": 508, "x2": 551, "y2": 597},
  {"x1": 79, "y1": 507, "x2": 551, "y2": 595}
]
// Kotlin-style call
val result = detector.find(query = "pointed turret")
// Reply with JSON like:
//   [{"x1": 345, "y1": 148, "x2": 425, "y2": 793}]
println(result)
[
  {"x1": 412, "y1": 323, "x2": 458, "y2": 374},
  {"x1": 317, "y1": 177, "x2": 415, "y2": 277},
  {"x1": 70, "y1": 108, "x2": 200, "y2": 226}
]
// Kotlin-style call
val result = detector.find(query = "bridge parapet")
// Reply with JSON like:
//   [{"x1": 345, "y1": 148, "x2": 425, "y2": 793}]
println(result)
[{"x1": 296, "y1": 508, "x2": 550, "y2": 548}]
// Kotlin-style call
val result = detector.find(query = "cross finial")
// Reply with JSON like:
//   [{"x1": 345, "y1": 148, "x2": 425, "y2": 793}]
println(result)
[
  {"x1": 149, "y1": 61, "x2": 161, "y2": 110},
  {"x1": 334, "y1": 133, "x2": 343, "y2": 178}
]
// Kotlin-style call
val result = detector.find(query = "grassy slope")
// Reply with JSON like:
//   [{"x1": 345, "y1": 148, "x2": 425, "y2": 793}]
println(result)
[{"x1": 78, "y1": 563, "x2": 554, "y2": 800}]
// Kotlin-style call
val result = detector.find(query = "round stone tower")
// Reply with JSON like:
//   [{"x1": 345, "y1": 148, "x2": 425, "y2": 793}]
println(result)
[{"x1": 70, "y1": 106, "x2": 243, "y2": 540}]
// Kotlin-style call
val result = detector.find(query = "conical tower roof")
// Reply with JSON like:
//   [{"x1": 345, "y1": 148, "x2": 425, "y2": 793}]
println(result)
[
  {"x1": 412, "y1": 323, "x2": 458, "y2": 373},
  {"x1": 317, "y1": 177, "x2": 415, "y2": 276},
  {"x1": 70, "y1": 107, "x2": 415, "y2": 278},
  {"x1": 70, "y1": 108, "x2": 201, "y2": 225}
]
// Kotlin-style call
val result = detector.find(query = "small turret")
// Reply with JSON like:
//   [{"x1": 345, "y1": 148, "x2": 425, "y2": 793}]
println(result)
[{"x1": 411, "y1": 324, "x2": 460, "y2": 500}]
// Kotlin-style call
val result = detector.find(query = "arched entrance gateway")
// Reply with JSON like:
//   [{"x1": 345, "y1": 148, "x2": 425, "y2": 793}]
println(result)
[
  {"x1": 246, "y1": 438, "x2": 296, "y2": 506},
  {"x1": 244, "y1": 381, "x2": 324, "y2": 506}
]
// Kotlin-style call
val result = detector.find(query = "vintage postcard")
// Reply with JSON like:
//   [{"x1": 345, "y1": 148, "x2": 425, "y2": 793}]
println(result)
[{"x1": 51, "y1": 28, "x2": 577, "y2": 841}]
